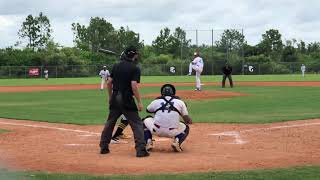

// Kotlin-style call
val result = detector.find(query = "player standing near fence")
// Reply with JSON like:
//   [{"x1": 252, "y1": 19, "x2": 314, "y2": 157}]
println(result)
[
  {"x1": 99, "y1": 66, "x2": 110, "y2": 90},
  {"x1": 188, "y1": 52, "x2": 204, "y2": 91},
  {"x1": 44, "y1": 68, "x2": 49, "y2": 80},
  {"x1": 301, "y1": 64, "x2": 306, "y2": 77}
]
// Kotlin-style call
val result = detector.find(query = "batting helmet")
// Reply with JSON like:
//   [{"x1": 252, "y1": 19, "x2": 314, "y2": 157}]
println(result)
[{"x1": 161, "y1": 84, "x2": 176, "y2": 96}]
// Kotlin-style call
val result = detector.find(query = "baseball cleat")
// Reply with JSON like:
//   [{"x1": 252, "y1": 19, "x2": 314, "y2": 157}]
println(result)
[
  {"x1": 171, "y1": 138, "x2": 183, "y2": 152},
  {"x1": 146, "y1": 139, "x2": 154, "y2": 151},
  {"x1": 100, "y1": 147, "x2": 110, "y2": 154},
  {"x1": 111, "y1": 138, "x2": 120, "y2": 144},
  {"x1": 194, "y1": 88, "x2": 201, "y2": 91},
  {"x1": 136, "y1": 150, "x2": 150, "y2": 157}
]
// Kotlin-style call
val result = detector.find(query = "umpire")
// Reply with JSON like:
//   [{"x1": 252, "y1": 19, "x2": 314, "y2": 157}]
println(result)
[
  {"x1": 222, "y1": 62, "x2": 234, "y2": 88},
  {"x1": 99, "y1": 46, "x2": 149, "y2": 157}
]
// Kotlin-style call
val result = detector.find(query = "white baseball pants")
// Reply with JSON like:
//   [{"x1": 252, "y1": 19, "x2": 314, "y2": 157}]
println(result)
[
  {"x1": 189, "y1": 63, "x2": 203, "y2": 89},
  {"x1": 100, "y1": 78, "x2": 106, "y2": 90},
  {"x1": 144, "y1": 117, "x2": 186, "y2": 138}
]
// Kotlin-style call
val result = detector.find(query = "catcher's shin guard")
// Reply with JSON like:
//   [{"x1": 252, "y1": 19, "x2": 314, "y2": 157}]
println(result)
[{"x1": 175, "y1": 125, "x2": 189, "y2": 145}]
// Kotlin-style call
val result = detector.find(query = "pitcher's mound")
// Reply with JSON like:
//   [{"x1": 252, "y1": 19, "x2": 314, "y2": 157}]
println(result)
[{"x1": 143, "y1": 90, "x2": 247, "y2": 100}]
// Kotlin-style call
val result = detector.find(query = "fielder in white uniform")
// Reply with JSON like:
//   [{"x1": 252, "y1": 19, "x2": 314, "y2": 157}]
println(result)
[
  {"x1": 99, "y1": 66, "x2": 110, "y2": 90},
  {"x1": 301, "y1": 64, "x2": 306, "y2": 77},
  {"x1": 188, "y1": 52, "x2": 204, "y2": 91},
  {"x1": 143, "y1": 84, "x2": 192, "y2": 152},
  {"x1": 44, "y1": 69, "x2": 49, "y2": 80}
]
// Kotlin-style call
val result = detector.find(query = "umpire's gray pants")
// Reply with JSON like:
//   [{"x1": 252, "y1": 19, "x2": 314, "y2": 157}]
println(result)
[{"x1": 99, "y1": 94, "x2": 146, "y2": 153}]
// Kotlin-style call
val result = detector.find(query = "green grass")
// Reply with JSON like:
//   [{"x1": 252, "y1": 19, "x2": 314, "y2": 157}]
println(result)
[
  {"x1": 0, "y1": 74, "x2": 319, "y2": 86},
  {"x1": 0, "y1": 129, "x2": 10, "y2": 134},
  {"x1": 1, "y1": 166, "x2": 320, "y2": 180},
  {"x1": 0, "y1": 85, "x2": 320, "y2": 124}
]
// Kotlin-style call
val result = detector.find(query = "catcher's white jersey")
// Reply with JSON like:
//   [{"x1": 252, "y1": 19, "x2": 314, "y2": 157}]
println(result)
[
  {"x1": 147, "y1": 96, "x2": 188, "y2": 129},
  {"x1": 99, "y1": 70, "x2": 110, "y2": 80},
  {"x1": 192, "y1": 57, "x2": 204, "y2": 69}
]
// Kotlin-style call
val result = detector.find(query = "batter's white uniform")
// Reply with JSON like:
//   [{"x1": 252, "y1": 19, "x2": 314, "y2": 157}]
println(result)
[
  {"x1": 99, "y1": 69, "x2": 110, "y2": 90},
  {"x1": 189, "y1": 56, "x2": 204, "y2": 90},
  {"x1": 301, "y1": 64, "x2": 306, "y2": 77},
  {"x1": 144, "y1": 96, "x2": 189, "y2": 138}
]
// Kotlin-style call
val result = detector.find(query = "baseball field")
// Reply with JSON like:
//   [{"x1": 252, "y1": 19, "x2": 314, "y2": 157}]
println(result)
[{"x1": 0, "y1": 74, "x2": 320, "y2": 179}]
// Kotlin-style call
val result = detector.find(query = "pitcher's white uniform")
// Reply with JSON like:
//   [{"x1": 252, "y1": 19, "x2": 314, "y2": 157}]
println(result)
[
  {"x1": 99, "y1": 67, "x2": 110, "y2": 90},
  {"x1": 144, "y1": 96, "x2": 188, "y2": 138},
  {"x1": 189, "y1": 54, "x2": 204, "y2": 90}
]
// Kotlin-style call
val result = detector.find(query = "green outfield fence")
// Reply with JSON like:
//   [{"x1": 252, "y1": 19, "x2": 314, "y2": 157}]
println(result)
[{"x1": 0, "y1": 61, "x2": 318, "y2": 79}]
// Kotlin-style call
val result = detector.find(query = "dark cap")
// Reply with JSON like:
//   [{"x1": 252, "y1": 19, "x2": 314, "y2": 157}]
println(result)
[{"x1": 125, "y1": 46, "x2": 138, "y2": 58}]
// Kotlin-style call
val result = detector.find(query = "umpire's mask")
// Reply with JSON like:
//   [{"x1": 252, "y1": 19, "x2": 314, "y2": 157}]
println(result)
[{"x1": 161, "y1": 84, "x2": 176, "y2": 96}]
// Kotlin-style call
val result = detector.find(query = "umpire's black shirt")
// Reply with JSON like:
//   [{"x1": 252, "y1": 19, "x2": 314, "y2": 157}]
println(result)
[
  {"x1": 109, "y1": 59, "x2": 141, "y2": 111},
  {"x1": 222, "y1": 66, "x2": 233, "y2": 75}
]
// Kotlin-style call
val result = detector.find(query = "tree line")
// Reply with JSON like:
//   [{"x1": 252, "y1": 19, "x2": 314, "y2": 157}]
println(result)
[{"x1": 1, "y1": 12, "x2": 320, "y2": 73}]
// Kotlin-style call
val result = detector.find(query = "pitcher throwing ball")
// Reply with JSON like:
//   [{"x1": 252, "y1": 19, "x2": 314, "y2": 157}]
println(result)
[
  {"x1": 188, "y1": 52, "x2": 204, "y2": 91},
  {"x1": 143, "y1": 84, "x2": 192, "y2": 152}
]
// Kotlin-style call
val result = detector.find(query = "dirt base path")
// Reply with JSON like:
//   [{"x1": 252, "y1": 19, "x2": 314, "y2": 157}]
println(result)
[
  {"x1": 0, "y1": 118, "x2": 319, "y2": 175},
  {"x1": 1, "y1": 81, "x2": 320, "y2": 93}
]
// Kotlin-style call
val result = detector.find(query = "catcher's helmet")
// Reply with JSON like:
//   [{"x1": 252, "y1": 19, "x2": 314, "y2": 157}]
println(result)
[{"x1": 161, "y1": 84, "x2": 176, "y2": 96}]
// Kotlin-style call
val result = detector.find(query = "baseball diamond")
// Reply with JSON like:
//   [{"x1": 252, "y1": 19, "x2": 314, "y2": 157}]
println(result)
[{"x1": 0, "y1": 79, "x2": 320, "y2": 179}]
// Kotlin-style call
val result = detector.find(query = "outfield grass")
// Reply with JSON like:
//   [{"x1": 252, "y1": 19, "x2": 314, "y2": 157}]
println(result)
[
  {"x1": 0, "y1": 74, "x2": 319, "y2": 86},
  {"x1": 0, "y1": 85, "x2": 320, "y2": 124},
  {"x1": 0, "y1": 129, "x2": 10, "y2": 134},
  {"x1": 1, "y1": 166, "x2": 320, "y2": 180}
]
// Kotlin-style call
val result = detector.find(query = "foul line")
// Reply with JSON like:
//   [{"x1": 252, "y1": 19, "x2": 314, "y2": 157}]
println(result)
[
  {"x1": 0, "y1": 121, "x2": 100, "y2": 135},
  {"x1": 210, "y1": 122, "x2": 320, "y2": 145}
]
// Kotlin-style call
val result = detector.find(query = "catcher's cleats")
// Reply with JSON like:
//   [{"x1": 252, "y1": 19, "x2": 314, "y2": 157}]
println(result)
[
  {"x1": 171, "y1": 138, "x2": 183, "y2": 152},
  {"x1": 146, "y1": 139, "x2": 153, "y2": 151}
]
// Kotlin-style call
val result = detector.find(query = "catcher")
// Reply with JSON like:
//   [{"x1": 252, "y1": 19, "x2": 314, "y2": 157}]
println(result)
[{"x1": 143, "y1": 84, "x2": 192, "y2": 152}]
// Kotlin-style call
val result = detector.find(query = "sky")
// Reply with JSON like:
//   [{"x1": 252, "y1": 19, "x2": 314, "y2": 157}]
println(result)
[{"x1": 1, "y1": 0, "x2": 320, "y2": 48}]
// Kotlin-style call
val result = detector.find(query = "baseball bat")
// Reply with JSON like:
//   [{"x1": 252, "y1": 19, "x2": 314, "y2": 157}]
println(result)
[{"x1": 98, "y1": 48, "x2": 119, "y2": 56}]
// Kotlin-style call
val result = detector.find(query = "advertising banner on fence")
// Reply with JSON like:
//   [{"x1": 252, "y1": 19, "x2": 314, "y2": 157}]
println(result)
[{"x1": 28, "y1": 68, "x2": 40, "y2": 76}]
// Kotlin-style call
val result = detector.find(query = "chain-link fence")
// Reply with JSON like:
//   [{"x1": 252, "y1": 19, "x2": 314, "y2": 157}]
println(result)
[{"x1": 1, "y1": 62, "x2": 318, "y2": 79}]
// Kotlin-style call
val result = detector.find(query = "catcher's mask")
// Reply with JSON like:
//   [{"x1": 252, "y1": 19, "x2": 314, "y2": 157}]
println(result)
[{"x1": 161, "y1": 84, "x2": 176, "y2": 96}]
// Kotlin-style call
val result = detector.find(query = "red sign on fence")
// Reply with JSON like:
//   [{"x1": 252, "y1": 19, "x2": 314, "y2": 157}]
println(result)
[{"x1": 28, "y1": 68, "x2": 40, "y2": 76}]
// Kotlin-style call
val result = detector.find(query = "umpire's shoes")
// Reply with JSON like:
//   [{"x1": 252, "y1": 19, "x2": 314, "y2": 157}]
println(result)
[
  {"x1": 136, "y1": 150, "x2": 150, "y2": 157},
  {"x1": 100, "y1": 147, "x2": 110, "y2": 154}
]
